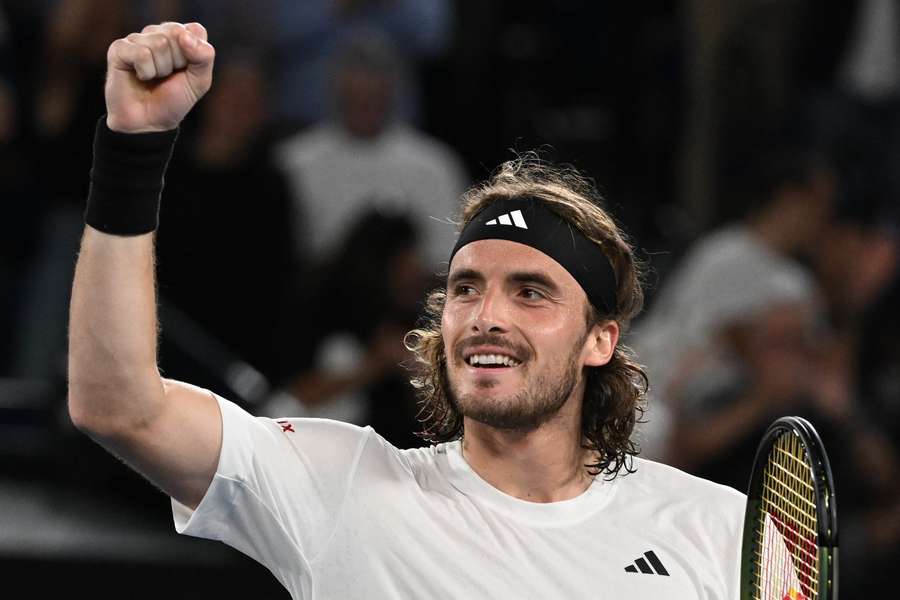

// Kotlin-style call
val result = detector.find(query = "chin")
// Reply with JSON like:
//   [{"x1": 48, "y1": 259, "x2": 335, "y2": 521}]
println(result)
[
  {"x1": 455, "y1": 382, "x2": 524, "y2": 414},
  {"x1": 466, "y1": 373, "x2": 522, "y2": 396}
]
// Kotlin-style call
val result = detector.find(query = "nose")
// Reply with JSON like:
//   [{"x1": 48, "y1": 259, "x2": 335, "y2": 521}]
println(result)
[{"x1": 471, "y1": 287, "x2": 510, "y2": 334}]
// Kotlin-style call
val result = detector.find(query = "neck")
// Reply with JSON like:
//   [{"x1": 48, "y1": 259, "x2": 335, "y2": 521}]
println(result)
[{"x1": 460, "y1": 394, "x2": 596, "y2": 503}]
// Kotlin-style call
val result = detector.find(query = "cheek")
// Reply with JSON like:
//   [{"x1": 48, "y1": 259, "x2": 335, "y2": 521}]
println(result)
[
  {"x1": 531, "y1": 310, "x2": 589, "y2": 361},
  {"x1": 531, "y1": 306, "x2": 581, "y2": 339},
  {"x1": 441, "y1": 307, "x2": 461, "y2": 356},
  {"x1": 441, "y1": 298, "x2": 477, "y2": 336},
  {"x1": 440, "y1": 305, "x2": 457, "y2": 336}
]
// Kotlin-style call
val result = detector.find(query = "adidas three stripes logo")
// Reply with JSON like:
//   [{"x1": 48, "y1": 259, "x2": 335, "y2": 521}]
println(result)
[
  {"x1": 485, "y1": 210, "x2": 528, "y2": 229},
  {"x1": 624, "y1": 550, "x2": 670, "y2": 576}
]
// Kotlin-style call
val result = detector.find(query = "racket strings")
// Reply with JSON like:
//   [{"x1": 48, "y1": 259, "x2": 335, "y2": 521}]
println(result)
[{"x1": 752, "y1": 433, "x2": 819, "y2": 600}]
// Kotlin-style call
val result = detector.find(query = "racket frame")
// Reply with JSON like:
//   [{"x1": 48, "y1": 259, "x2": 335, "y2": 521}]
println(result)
[{"x1": 739, "y1": 416, "x2": 838, "y2": 600}]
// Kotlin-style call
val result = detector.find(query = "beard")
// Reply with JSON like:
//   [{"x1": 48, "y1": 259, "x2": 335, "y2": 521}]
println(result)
[{"x1": 447, "y1": 334, "x2": 585, "y2": 433}]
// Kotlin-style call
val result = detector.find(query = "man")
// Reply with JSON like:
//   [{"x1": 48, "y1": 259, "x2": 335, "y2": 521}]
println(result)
[
  {"x1": 631, "y1": 149, "x2": 835, "y2": 466},
  {"x1": 275, "y1": 27, "x2": 467, "y2": 269},
  {"x1": 68, "y1": 22, "x2": 744, "y2": 599}
]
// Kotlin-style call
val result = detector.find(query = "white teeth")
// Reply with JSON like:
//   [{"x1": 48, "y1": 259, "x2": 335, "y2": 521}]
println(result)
[{"x1": 467, "y1": 354, "x2": 521, "y2": 367}]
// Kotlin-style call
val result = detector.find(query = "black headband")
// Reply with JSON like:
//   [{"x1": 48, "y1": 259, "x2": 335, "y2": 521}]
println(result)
[{"x1": 449, "y1": 197, "x2": 617, "y2": 315}]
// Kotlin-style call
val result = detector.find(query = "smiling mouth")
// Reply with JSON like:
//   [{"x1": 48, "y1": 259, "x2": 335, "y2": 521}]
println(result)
[{"x1": 465, "y1": 354, "x2": 522, "y2": 368}]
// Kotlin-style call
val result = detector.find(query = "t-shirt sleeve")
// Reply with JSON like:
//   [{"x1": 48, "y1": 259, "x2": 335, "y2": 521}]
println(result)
[{"x1": 171, "y1": 393, "x2": 372, "y2": 586}]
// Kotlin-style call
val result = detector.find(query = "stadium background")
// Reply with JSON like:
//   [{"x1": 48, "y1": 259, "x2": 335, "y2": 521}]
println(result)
[{"x1": 1, "y1": 1, "x2": 898, "y2": 597}]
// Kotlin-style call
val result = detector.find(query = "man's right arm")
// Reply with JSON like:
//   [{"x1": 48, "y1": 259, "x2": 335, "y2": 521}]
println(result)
[
  {"x1": 69, "y1": 228, "x2": 221, "y2": 509},
  {"x1": 67, "y1": 22, "x2": 219, "y2": 509}
]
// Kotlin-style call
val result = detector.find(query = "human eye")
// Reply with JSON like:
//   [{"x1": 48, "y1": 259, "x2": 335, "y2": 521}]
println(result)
[
  {"x1": 519, "y1": 287, "x2": 547, "y2": 301},
  {"x1": 451, "y1": 283, "x2": 478, "y2": 297}
]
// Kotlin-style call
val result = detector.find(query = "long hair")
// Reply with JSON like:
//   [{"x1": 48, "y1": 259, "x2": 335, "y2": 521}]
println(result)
[{"x1": 405, "y1": 155, "x2": 649, "y2": 479}]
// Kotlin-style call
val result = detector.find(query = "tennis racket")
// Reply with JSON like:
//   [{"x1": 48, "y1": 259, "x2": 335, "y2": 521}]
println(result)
[{"x1": 740, "y1": 416, "x2": 838, "y2": 600}]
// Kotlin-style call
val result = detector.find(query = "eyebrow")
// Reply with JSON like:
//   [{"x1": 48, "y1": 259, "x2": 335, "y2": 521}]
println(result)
[
  {"x1": 507, "y1": 271, "x2": 561, "y2": 294},
  {"x1": 447, "y1": 268, "x2": 483, "y2": 288},
  {"x1": 447, "y1": 268, "x2": 561, "y2": 294}
]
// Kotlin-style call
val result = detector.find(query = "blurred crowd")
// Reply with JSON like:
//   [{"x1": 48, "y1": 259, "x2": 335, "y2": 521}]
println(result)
[{"x1": 1, "y1": 1, "x2": 899, "y2": 597}]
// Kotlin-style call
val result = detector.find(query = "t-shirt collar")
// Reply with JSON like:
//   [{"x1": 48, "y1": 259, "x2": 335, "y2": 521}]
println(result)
[{"x1": 435, "y1": 439, "x2": 617, "y2": 526}]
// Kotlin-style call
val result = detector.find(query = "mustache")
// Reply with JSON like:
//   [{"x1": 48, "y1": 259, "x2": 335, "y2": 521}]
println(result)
[{"x1": 454, "y1": 334, "x2": 531, "y2": 362}]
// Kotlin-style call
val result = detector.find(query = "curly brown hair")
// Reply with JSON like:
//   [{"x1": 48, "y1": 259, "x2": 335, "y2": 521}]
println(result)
[{"x1": 405, "y1": 155, "x2": 648, "y2": 479}]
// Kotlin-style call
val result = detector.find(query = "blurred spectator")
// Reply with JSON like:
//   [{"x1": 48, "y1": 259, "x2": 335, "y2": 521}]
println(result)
[
  {"x1": 35, "y1": 0, "x2": 135, "y2": 204},
  {"x1": 156, "y1": 57, "x2": 300, "y2": 383},
  {"x1": 276, "y1": 28, "x2": 467, "y2": 270},
  {"x1": 808, "y1": 195, "x2": 900, "y2": 596},
  {"x1": 263, "y1": 209, "x2": 426, "y2": 449},
  {"x1": 269, "y1": 0, "x2": 452, "y2": 130},
  {"x1": 858, "y1": 274, "x2": 900, "y2": 443},
  {"x1": 682, "y1": 0, "x2": 900, "y2": 230},
  {"x1": 8, "y1": 0, "x2": 137, "y2": 380},
  {"x1": 813, "y1": 205, "x2": 898, "y2": 327},
  {"x1": 831, "y1": 0, "x2": 900, "y2": 102},
  {"x1": 635, "y1": 142, "x2": 900, "y2": 597},
  {"x1": 156, "y1": 0, "x2": 271, "y2": 54},
  {"x1": 166, "y1": 0, "x2": 453, "y2": 131},
  {"x1": 630, "y1": 148, "x2": 835, "y2": 463}
]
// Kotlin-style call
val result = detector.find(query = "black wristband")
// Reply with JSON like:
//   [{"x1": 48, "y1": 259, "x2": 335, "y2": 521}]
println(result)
[{"x1": 85, "y1": 116, "x2": 179, "y2": 236}]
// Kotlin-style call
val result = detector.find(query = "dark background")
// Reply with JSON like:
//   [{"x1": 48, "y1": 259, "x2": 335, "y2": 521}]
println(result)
[{"x1": 1, "y1": 1, "x2": 898, "y2": 597}]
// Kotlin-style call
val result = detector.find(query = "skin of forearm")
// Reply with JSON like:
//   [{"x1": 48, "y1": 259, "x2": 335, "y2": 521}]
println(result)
[{"x1": 68, "y1": 226, "x2": 166, "y2": 434}]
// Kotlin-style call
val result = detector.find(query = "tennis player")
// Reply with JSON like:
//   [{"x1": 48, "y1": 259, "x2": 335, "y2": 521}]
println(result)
[{"x1": 68, "y1": 22, "x2": 745, "y2": 599}]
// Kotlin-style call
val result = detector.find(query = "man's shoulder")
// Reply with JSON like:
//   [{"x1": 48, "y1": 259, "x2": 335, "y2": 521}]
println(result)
[
  {"x1": 235, "y1": 399, "x2": 377, "y2": 468},
  {"x1": 260, "y1": 416, "x2": 445, "y2": 481},
  {"x1": 271, "y1": 415, "x2": 373, "y2": 442},
  {"x1": 608, "y1": 457, "x2": 746, "y2": 565},
  {"x1": 624, "y1": 457, "x2": 746, "y2": 512},
  {"x1": 366, "y1": 432, "x2": 446, "y2": 475}
]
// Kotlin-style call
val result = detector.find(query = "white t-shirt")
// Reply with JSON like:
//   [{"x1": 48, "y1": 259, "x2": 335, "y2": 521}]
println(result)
[
  {"x1": 276, "y1": 122, "x2": 468, "y2": 269},
  {"x1": 172, "y1": 395, "x2": 746, "y2": 599}
]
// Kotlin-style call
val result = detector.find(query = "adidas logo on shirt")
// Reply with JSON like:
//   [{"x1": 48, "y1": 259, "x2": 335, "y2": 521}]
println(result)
[
  {"x1": 485, "y1": 209, "x2": 528, "y2": 229},
  {"x1": 624, "y1": 550, "x2": 670, "y2": 576}
]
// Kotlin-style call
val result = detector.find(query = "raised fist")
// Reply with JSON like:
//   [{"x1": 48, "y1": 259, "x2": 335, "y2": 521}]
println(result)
[{"x1": 105, "y1": 22, "x2": 215, "y2": 133}]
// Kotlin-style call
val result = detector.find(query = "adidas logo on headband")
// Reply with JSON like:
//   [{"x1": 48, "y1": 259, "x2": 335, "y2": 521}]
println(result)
[{"x1": 485, "y1": 210, "x2": 528, "y2": 229}]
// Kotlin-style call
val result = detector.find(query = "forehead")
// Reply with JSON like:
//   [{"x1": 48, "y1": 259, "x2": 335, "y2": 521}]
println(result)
[{"x1": 449, "y1": 239, "x2": 585, "y2": 294}]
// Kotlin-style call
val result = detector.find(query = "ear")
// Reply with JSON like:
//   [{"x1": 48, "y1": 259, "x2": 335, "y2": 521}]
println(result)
[{"x1": 583, "y1": 320, "x2": 619, "y2": 367}]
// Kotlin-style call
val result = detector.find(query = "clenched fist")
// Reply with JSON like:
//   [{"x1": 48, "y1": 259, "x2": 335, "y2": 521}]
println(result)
[{"x1": 105, "y1": 22, "x2": 215, "y2": 133}]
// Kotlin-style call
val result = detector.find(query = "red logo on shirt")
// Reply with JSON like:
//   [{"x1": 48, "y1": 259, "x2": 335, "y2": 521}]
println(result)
[{"x1": 276, "y1": 420, "x2": 295, "y2": 433}]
